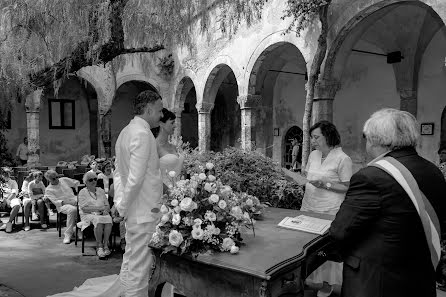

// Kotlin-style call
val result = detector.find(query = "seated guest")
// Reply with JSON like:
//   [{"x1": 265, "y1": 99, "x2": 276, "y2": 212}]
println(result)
[
  {"x1": 329, "y1": 108, "x2": 446, "y2": 297},
  {"x1": 0, "y1": 168, "x2": 21, "y2": 233},
  {"x1": 27, "y1": 171, "x2": 49, "y2": 230},
  {"x1": 97, "y1": 160, "x2": 113, "y2": 196},
  {"x1": 77, "y1": 171, "x2": 113, "y2": 259},
  {"x1": 44, "y1": 170, "x2": 79, "y2": 244}
]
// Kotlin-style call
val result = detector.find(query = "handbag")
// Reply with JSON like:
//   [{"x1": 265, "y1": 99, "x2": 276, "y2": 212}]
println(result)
[{"x1": 370, "y1": 156, "x2": 441, "y2": 269}]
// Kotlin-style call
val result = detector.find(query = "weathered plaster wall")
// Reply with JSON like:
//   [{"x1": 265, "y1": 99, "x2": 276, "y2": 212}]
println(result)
[
  {"x1": 3, "y1": 100, "x2": 27, "y2": 158},
  {"x1": 417, "y1": 29, "x2": 446, "y2": 164},
  {"x1": 334, "y1": 40, "x2": 400, "y2": 172},
  {"x1": 39, "y1": 79, "x2": 92, "y2": 165},
  {"x1": 272, "y1": 71, "x2": 307, "y2": 166}
]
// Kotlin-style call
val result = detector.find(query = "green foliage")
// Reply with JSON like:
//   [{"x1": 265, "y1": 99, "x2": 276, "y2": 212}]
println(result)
[
  {"x1": 282, "y1": 0, "x2": 331, "y2": 36},
  {"x1": 181, "y1": 144, "x2": 304, "y2": 210}
]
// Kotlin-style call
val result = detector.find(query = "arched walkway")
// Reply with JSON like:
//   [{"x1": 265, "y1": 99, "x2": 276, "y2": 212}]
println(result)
[
  {"x1": 247, "y1": 42, "x2": 307, "y2": 163},
  {"x1": 110, "y1": 80, "x2": 158, "y2": 155},
  {"x1": 322, "y1": 1, "x2": 446, "y2": 166},
  {"x1": 39, "y1": 77, "x2": 98, "y2": 165},
  {"x1": 175, "y1": 77, "x2": 198, "y2": 148},
  {"x1": 202, "y1": 64, "x2": 240, "y2": 152}
]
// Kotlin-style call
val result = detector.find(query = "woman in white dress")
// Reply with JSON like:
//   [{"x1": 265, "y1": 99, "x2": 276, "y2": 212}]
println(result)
[
  {"x1": 288, "y1": 121, "x2": 352, "y2": 297},
  {"x1": 151, "y1": 108, "x2": 184, "y2": 187},
  {"x1": 77, "y1": 171, "x2": 113, "y2": 259}
]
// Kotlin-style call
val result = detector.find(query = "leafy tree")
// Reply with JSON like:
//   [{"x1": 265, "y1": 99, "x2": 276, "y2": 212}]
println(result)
[
  {"x1": 0, "y1": 108, "x2": 16, "y2": 168},
  {"x1": 283, "y1": 0, "x2": 331, "y2": 169},
  {"x1": 0, "y1": 0, "x2": 266, "y2": 95}
]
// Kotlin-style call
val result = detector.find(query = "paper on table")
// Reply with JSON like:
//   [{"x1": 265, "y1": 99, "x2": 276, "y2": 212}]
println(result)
[
  {"x1": 282, "y1": 168, "x2": 309, "y2": 186},
  {"x1": 278, "y1": 215, "x2": 332, "y2": 235}
]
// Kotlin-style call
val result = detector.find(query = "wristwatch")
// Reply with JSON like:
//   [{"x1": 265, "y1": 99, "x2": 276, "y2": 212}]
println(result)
[{"x1": 325, "y1": 182, "x2": 332, "y2": 190}]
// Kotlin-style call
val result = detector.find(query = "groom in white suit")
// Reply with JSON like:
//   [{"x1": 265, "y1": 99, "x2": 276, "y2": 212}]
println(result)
[{"x1": 113, "y1": 90, "x2": 164, "y2": 297}]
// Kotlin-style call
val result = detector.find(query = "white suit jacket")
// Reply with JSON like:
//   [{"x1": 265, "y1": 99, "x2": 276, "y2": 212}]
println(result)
[{"x1": 113, "y1": 116, "x2": 162, "y2": 224}]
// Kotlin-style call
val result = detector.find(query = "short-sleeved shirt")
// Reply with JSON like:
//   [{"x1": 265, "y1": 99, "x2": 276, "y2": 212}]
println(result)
[
  {"x1": 16, "y1": 143, "x2": 28, "y2": 161},
  {"x1": 2, "y1": 179, "x2": 18, "y2": 199},
  {"x1": 28, "y1": 180, "x2": 46, "y2": 200},
  {"x1": 301, "y1": 147, "x2": 353, "y2": 214}
]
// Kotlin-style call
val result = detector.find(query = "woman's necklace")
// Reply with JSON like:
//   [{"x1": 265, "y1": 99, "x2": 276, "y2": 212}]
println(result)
[{"x1": 87, "y1": 188, "x2": 97, "y2": 200}]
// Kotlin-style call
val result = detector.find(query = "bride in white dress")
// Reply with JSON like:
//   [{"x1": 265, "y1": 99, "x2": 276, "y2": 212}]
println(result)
[{"x1": 47, "y1": 109, "x2": 184, "y2": 297}]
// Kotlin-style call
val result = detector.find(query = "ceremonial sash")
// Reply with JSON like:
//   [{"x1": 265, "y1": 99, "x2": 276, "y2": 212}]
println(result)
[{"x1": 370, "y1": 157, "x2": 441, "y2": 269}]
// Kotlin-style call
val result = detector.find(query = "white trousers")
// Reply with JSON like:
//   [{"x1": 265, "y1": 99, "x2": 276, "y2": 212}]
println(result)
[
  {"x1": 60, "y1": 204, "x2": 77, "y2": 237},
  {"x1": 120, "y1": 221, "x2": 156, "y2": 297}
]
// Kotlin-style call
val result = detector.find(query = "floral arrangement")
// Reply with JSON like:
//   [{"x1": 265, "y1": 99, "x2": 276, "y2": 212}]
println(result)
[{"x1": 149, "y1": 162, "x2": 267, "y2": 256}]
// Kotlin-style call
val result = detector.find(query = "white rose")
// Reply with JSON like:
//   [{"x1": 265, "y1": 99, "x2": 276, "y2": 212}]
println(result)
[
  {"x1": 206, "y1": 162, "x2": 214, "y2": 170},
  {"x1": 204, "y1": 183, "x2": 213, "y2": 192},
  {"x1": 168, "y1": 230, "x2": 183, "y2": 247},
  {"x1": 222, "y1": 237, "x2": 235, "y2": 251},
  {"x1": 245, "y1": 198, "x2": 253, "y2": 206},
  {"x1": 180, "y1": 197, "x2": 195, "y2": 212},
  {"x1": 243, "y1": 212, "x2": 251, "y2": 220},
  {"x1": 168, "y1": 171, "x2": 177, "y2": 178},
  {"x1": 230, "y1": 245, "x2": 240, "y2": 254},
  {"x1": 199, "y1": 173, "x2": 207, "y2": 180},
  {"x1": 160, "y1": 205, "x2": 169, "y2": 214},
  {"x1": 172, "y1": 213, "x2": 181, "y2": 225},
  {"x1": 161, "y1": 214, "x2": 170, "y2": 224},
  {"x1": 207, "y1": 175, "x2": 216, "y2": 182},
  {"x1": 174, "y1": 206, "x2": 181, "y2": 213},
  {"x1": 191, "y1": 228, "x2": 204, "y2": 240},
  {"x1": 231, "y1": 206, "x2": 243, "y2": 219},
  {"x1": 171, "y1": 199, "x2": 179, "y2": 207},
  {"x1": 208, "y1": 194, "x2": 219, "y2": 204},
  {"x1": 204, "y1": 211, "x2": 217, "y2": 222},
  {"x1": 218, "y1": 200, "x2": 227, "y2": 209},
  {"x1": 194, "y1": 218, "x2": 203, "y2": 226},
  {"x1": 150, "y1": 232, "x2": 161, "y2": 244},
  {"x1": 214, "y1": 227, "x2": 221, "y2": 235}
]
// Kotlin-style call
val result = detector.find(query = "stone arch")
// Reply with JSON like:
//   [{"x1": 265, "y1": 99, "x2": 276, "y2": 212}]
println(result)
[
  {"x1": 244, "y1": 41, "x2": 307, "y2": 162},
  {"x1": 109, "y1": 80, "x2": 158, "y2": 156},
  {"x1": 323, "y1": 1, "x2": 446, "y2": 82},
  {"x1": 174, "y1": 76, "x2": 199, "y2": 148},
  {"x1": 246, "y1": 40, "x2": 308, "y2": 96},
  {"x1": 283, "y1": 126, "x2": 303, "y2": 169},
  {"x1": 202, "y1": 58, "x2": 241, "y2": 106}
]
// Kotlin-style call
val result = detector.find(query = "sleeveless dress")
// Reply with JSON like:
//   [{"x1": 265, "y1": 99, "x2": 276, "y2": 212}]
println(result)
[
  {"x1": 47, "y1": 155, "x2": 184, "y2": 297},
  {"x1": 301, "y1": 147, "x2": 353, "y2": 286}
]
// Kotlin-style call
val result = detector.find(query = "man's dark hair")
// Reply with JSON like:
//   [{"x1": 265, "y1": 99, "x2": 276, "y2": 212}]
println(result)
[
  {"x1": 133, "y1": 90, "x2": 161, "y2": 115},
  {"x1": 309, "y1": 120, "x2": 341, "y2": 147}
]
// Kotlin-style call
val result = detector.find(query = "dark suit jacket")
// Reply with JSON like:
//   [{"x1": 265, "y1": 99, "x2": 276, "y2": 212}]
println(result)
[{"x1": 329, "y1": 147, "x2": 446, "y2": 297}]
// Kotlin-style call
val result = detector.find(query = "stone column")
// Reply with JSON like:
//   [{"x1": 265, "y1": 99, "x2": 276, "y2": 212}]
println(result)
[
  {"x1": 237, "y1": 95, "x2": 261, "y2": 151},
  {"x1": 100, "y1": 110, "x2": 112, "y2": 158},
  {"x1": 313, "y1": 79, "x2": 340, "y2": 124},
  {"x1": 25, "y1": 90, "x2": 43, "y2": 166},
  {"x1": 197, "y1": 102, "x2": 213, "y2": 153},
  {"x1": 399, "y1": 89, "x2": 417, "y2": 117},
  {"x1": 173, "y1": 107, "x2": 183, "y2": 145}
]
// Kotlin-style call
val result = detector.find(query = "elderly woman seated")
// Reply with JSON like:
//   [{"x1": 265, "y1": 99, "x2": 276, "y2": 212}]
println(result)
[
  {"x1": 0, "y1": 167, "x2": 20, "y2": 233},
  {"x1": 77, "y1": 171, "x2": 113, "y2": 259}
]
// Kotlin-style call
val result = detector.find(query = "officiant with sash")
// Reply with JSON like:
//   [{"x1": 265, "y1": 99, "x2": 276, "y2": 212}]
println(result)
[
  {"x1": 329, "y1": 108, "x2": 446, "y2": 297},
  {"x1": 284, "y1": 121, "x2": 353, "y2": 297}
]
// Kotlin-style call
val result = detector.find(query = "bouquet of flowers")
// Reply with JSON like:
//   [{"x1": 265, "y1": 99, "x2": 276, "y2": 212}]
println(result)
[{"x1": 149, "y1": 162, "x2": 267, "y2": 256}]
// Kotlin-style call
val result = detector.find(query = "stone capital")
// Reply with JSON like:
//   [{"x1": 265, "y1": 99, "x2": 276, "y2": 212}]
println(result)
[
  {"x1": 196, "y1": 101, "x2": 214, "y2": 113},
  {"x1": 237, "y1": 95, "x2": 261, "y2": 109},
  {"x1": 314, "y1": 79, "x2": 340, "y2": 99},
  {"x1": 398, "y1": 88, "x2": 417, "y2": 100},
  {"x1": 25, "y1": 89, "x2": 43, "y2": 113}
]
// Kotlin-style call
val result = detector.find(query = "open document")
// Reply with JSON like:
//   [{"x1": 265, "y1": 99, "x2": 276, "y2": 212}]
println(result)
[{"x1": 278, "y1": 215, "x2": 332, "y2": 235}]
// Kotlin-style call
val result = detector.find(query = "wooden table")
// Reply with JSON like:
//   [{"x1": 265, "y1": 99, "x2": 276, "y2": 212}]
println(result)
[{"x1": 148, "y1": 208, "x2": 335, "y2": 297}]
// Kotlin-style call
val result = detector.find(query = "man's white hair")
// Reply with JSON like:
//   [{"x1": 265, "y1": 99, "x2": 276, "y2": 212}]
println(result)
[{"x1": 363, "y1": 108, "x2": 419, "y2": 150}]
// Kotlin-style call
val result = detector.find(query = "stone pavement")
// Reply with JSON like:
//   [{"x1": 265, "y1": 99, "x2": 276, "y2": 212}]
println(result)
[{"x1": 1, "y1": 215, "x2": 446, "y2": 297}]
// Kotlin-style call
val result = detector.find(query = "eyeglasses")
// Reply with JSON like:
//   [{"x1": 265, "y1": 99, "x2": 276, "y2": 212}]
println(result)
[{"x1": 87, "y1": 178, "x2": 98, "y2": 183}]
